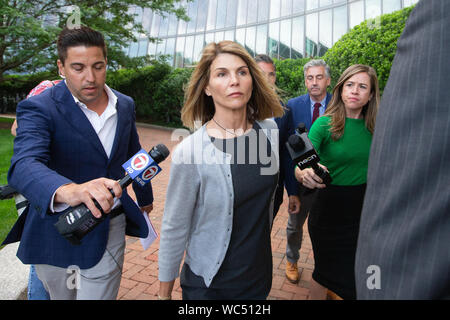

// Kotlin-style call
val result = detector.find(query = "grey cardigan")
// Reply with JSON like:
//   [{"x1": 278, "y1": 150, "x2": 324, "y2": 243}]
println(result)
[{"x1": 158, "y1": 119, "x2": 279, "y2": 287}]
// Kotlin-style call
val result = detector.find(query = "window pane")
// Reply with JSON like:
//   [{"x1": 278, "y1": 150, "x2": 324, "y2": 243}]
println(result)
[
  {"x1": 235, "y1": 28, "x2": 245, "y2": 47},
  {"x1": 270, "y1": 0, "x2": 281, "y2": 20},
  {"x1": 320, "y1": 0, "x2": 333, "y2": 7},
  {"x1": 226, "y1": 0, "x2": 238, "y2": 27},
  {"x1": 305, "y1": 12, "x2": 318, "y2": 57},
  {"x1": 168, "y1": 14, "x2": 178, "y2": 36},
  {"x1": 319, "y1": 9, "x2": 332, "y2": 55},
  {"x1": 147, "y1": 41, "x2": 157, "y2": 57},
  {"x1": 237, "y1": 0, "x2": 248, "y2": 26},
  {"x1": 247, "y1": 0, "x2": 257, "y2": 24},
  {"x1": 205, "y1": 32, "x2": 215, "y2": 45},
  {"x1": 187, "y1": 0, "x2": 198, "y2": 33},
  {"x1": 156, "y1": 38, "x2": 166, "y2": 56},
  {"x1": 306, "y1": 0, "x2": 319, "y2": 10},
  {"x1": 268, "y1": 21, "x2": 279, "y2": 59},
  {"x1": 165, "y1": 37, "x2": 176, "y2": 65},
  {"x1": 292, "y1": 16, "x2": 304, "y2": 58},
  {"x1": 333, "y1": 5, "x2": 347, "y2": 44},
  {"x1": 184, "y1": 35, "x2": 194, "y2": 65},
  {"x1": 256, "y1": 24, "x2": 267, "y2": 55},
  {"x1": 216, "y1": 0, "x2": 226, "y2": 29},
  {"x1": 293, "y1": 0, "x2": 305, "y2": 14},
  {"x1": 366, "y1": 0, "x2": 381, "y2": 20},
  {"x1": 383, "y1": 0, "x2": 401, "y2": 14},
  {"x1": 196, "y1": 0, "x2": 208, "y2": 32},
  {"x1": 178, "y1": 18, "x2": 187, "y2": 35},
  {"x1": 150, "y1": 14, "x2": 160, "y2": 37},
  {"x1": 258, "y1": 0, "x2": 270, "y2": 22},
  {"x1": 279, "y1": 19, "x2": 291, "y2": 59},
  {"x1": 224, "y1": 30, "x2": 235, "y2": 41},
  {"x1": 159, "y1": 16, "x2": 169, "y2": 37},
  {"x1": 193, "y1": 34, "x2": 204, "y2": 63},
  {"x1": 403, "y1": 0, "x2": 419, "y2": 7},
  {"x1": 349, "y1": 0, "x2": 364, "y2": 29},
  {"x1": 175, "y1": 37, "x2": 185, "y2": 67},
  {"x1": 245, "y1": 26, "x2": 256, "y2": 56},
  {"x1": 281, "y1": 0, "x2": 292, "y2": 18},
  {"x1": 142, "y1": 8, "x2": 152, "y2": 34},
  {"x1": 129, "y1": 42, "x2": 138, "y2": 58},
  {"x1": 215, "y1": 31, "x2": 225, "y2": 42},
  {"x1": 207, "y1": 0, "x2": 217, "y2": 30},
  {"x1": 138, "y1": 39, "x2": 148, "y2": 57}
]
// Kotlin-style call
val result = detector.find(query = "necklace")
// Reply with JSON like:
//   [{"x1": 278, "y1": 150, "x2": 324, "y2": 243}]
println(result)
[{"x1": 212, "y1": 118, "x2": 246, "y2": 137}]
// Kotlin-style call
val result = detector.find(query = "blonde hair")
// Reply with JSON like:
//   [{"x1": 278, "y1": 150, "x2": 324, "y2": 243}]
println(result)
[
  {"x1": 181, "y1": 41, "x2": 284, "y2": 130},
  {"x1": 324, "y1": 64, "x2": 380, "y2": 140}
]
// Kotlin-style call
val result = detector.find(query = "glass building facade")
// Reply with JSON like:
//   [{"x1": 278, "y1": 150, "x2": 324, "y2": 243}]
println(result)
[{"x1": 126, "y1": 0, "x2": 418, "y2": 67}]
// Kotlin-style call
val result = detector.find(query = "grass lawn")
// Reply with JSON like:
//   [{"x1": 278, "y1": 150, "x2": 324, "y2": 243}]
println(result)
[{"x1": 0, "y1": 120, "x2": 18, "y2": 247}]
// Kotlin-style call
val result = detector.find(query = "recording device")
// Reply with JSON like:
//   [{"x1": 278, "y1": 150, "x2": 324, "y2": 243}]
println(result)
[
  {"x1": 286, "y1": 123, "x2": 332, "y2": 187},
  {"x1": 54, "y1": 144, "x2": 170, "y2": 245},
  {"x1": 0, "y1": 184, "x2": 17, "y2": 200}
]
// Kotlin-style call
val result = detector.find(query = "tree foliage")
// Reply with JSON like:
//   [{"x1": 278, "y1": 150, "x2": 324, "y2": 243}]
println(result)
[
  {"x1": 0, "y1": 0, "x2": 188, "y2": 82},
  {"x1": 323, "y1": 6, "x2": 414, "y2": 94}
]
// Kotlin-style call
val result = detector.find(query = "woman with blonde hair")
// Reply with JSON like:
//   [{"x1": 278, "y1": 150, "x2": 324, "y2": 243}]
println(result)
[
  {"x1": 158, "y1": 41, "x2": 283, "y2": 300},
  {"x1": 295, "y1": 64, "x2": 380, "y2": 300}
]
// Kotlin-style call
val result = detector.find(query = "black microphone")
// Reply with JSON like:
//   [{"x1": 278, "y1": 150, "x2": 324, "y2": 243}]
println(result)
[
  {"x1": 0, "y1": 184, "x2": 17, "y2": 200},
  {"x1": 286, "y1": 123, "x2": 332, "y2": 189},
  {"x1": 54, "y1": 144, "x2": 170, "y2": 245}
]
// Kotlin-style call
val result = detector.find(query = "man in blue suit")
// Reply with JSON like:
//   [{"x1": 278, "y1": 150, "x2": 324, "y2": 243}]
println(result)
[
  {"x1": 4, "y1": 26, "x2": 153, "y2": 299},
  {"x1": 284, "y1": 59, "x2": 332, "y2": 283}
]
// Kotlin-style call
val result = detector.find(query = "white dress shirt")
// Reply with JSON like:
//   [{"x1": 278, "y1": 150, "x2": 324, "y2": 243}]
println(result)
[{"x1": 50, "y1": 84, "x2": 119, "y2": 212}]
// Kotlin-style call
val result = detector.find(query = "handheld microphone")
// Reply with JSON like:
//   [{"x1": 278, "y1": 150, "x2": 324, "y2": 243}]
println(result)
[
  {"x1": 54, "y1": 144, "x2": 170, "y2": 245},
  {"x1": 286, "y1": 123, "x2": 332, "y2": 188}
]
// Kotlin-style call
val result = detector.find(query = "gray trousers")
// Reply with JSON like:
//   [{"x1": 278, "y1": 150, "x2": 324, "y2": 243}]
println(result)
[
  {"x1": 35, "y1": 214, "x2": 126, "y2": 300},
  {"x1": 286, "y1": 187, "x2": 317, "y2": 264}
]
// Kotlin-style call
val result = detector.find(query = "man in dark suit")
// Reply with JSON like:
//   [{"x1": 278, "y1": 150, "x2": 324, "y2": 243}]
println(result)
[
  {"x1": 4, "y1": 26, "x2": 153, "y2": 299},
  {"x1": 284, "y1": 59, "x2": 332, "y2": 284},
  {"x1": 255, "y1": 54, "x2": 300, "y2": 221},
  {"x1": 355, "y1": 0, "x2": 450, "y2": 299}
]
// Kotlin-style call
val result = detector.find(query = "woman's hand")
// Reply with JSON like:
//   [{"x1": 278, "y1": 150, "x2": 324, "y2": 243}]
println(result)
[{"x1": 295, "y1": 165, "x2": 328, "y2": 190}]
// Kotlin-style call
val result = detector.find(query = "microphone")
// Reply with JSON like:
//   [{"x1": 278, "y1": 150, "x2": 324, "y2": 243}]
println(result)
[
  {"x1": 286, "y1": 123, "x2": 332, "y2": 189},
  {"x1": 54, "y1": 144, "x2": 170, "y2": 245},
  {"x1": 0, "y1": 184, "x2": 17, "y2": 200}
]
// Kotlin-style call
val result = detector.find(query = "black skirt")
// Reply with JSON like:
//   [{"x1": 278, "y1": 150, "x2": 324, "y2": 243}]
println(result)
[{"x1": 308, "y1": 184, "x2": 366, "y2": 300}]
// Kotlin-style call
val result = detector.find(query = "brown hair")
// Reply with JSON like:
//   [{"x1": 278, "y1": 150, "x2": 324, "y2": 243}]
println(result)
[
  {"x1": 57, "y1": 26, "x2": 107, "y2": 65},
  {"x1": 181, "y1": 41, "x2": 284, "y2": 129},
  {"x1": 324, "y1": 64, "x2": 380, "y2": 140}
]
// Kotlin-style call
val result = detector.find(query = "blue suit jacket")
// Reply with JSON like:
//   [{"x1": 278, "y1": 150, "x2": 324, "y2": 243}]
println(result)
[
  {"x1": 281, "y1": 93, "x2": 332, "y2": 195},
  {"x1": 4, "y1": 81, "x2": 153, "y2": 269}
]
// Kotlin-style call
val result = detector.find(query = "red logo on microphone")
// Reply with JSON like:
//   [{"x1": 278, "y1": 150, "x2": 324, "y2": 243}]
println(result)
[
  {"x1": 142, "y1": 166, "x2": 158, "y2": 180},
  {"x1": 131, "y1": 154, "x2": 149, "y2": 171}
]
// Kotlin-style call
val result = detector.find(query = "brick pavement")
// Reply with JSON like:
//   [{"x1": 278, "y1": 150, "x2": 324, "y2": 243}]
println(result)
[{"x1": 117, "y1": 124, "x2": 315, "y2": 300}]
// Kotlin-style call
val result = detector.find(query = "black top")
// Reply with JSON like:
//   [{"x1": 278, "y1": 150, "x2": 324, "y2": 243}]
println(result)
[{"x1": 181, "y1": 123, "x2": 277, "y2": 299}]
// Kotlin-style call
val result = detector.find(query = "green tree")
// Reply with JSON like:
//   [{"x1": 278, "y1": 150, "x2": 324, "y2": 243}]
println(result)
[
  {"x1": 0, "y1": 0, "x2": 189, "y2": 82},
  {"x1": 323, "y1": 6, "x2": 414, "y2": 94}
]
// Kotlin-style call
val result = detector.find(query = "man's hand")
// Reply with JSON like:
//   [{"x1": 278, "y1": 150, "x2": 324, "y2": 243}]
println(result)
[
  {"x1": 141, "y1": 203, "x2": 153, "y2": 218},
  {"x1": 54, "y1": 178, "x2": 122, "y2": 218},
  {"x1": 288, "y1": 195, "x2": 301, "y2": 214}
]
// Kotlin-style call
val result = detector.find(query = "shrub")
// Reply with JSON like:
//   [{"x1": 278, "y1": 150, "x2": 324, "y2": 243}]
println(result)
[
  {"x1": 274, "y1": 57, "x2": 311, "y2": 101},
  {"x1": 323, "y1": 6, "x2": 414, "y2": 94}
]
